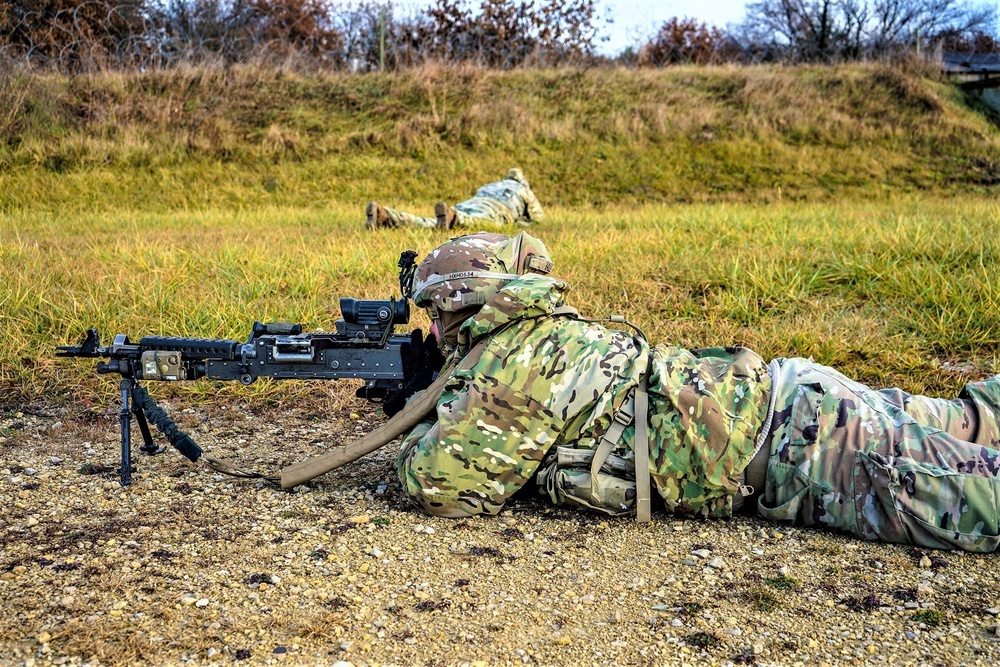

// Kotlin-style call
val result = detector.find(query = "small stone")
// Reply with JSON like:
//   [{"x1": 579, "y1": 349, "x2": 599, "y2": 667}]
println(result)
[
  {"x1": 24, "y1": 468, "x2": 38, "y2": 476},
  {"x1": 725, "y1": 628, "x2": 742, "y2": 637},
  {"x1": 904, "y1": 602, "x2": 919, "y2": 609},
  {"x1": 986, "y1": 608, "x2": 1000, "y2": 616},
  {"x1": 651, "y1": 604, "x2": 671, "y2": 611},
  {"x1": 413, "y1": 525, "x2": 425, "y2": 533},
  {"x1": 348, "y1": 514, "x2": 370, "y2": 525},
  {"x1": 12, "y1": 565, "x2": 26, "y2": 574},
  {"x1": 778, "y1": 565, "x2": 790, "y2": 576},
  {"x1": 919, "y1": 556, "x2": 932, "y2": 568},
  {"x1": 917, "y1": 583, "x2": 933, "y2": 596},
  {"x1": 25, "y1": 517, "x2": 38, "y2": 527},
  {"x1": 682, "y1": 559, "x2": 699, "y2": 567},
  {"x1": 50, "y1": 456, "x2": 62, "y2": 465},
  {"x1": 691, "y1": 549, "x2": 711, "y2": 559},
  {"x1": 772, "y1": 531, "x2": 784, "y2": 538},
  {"x1": 331, "y1": 662, "x2": 355, "y2": 667},
  {"x1": 195, "y1": 598, "x2": 209, "y2": 608},
  {"x1": 37, "y1": 632, "x2": 51, "y2": 644},
  {"x1": 180, "y1": 596, "x2": 197, "y2": 606},
  {"x1": 60, "y1": 596, "x2": 75, "y2": 606},
  {"x1": 905, "y1": 631, "x2": 918, "y2": 641},
  {"x1": 553, "y1": 635, "x2": 571, "y2": 645},
  {"x1": 369, "y1": 547, "x2": 384, "y2": 558},
  {"x1": 708, "y1": 557, "x2": 726, "y2": 570},
  {"x1": 207, "y1": 648, "x2": 218, "y2": 658},
  {"x1": 424, "y1": 526, "x2": 435, "y2": 535}
]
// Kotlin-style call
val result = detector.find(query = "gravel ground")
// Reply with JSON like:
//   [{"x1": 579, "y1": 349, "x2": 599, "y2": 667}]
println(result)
[{"x1": 2, "y1": 401, "x2": 1000, "y2": 667}]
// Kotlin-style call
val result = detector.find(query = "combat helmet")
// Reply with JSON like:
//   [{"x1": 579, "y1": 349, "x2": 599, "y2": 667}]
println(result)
[{"x1": 412, "y1": 231, "x2": 554, "y2": 313}]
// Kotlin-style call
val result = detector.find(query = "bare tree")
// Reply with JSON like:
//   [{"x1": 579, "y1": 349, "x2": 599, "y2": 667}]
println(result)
[{"x1": 738, "y1": 0, "x2": 997, "y2": 61}]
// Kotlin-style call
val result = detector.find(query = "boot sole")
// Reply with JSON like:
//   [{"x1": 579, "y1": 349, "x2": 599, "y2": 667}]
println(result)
[{"x1": 434, "y1": 202, "x2": 452, "y2": 229}]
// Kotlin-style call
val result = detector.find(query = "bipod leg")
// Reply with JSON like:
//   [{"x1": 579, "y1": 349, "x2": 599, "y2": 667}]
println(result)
[
  {"x1": 131, "y1": 385, "x2": 164, "y2": 456},
  {"x1": 118, "y1": 379, "x2": 135, "y2": 486}
]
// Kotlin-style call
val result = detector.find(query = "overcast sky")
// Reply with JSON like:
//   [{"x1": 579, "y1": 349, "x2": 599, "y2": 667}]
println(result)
[
  {"x1": 595, "y1": 0, "x2": 749, "y2": 53},
  {"x1": 389, "y1": 1, "x2": 751, "y2": 55}
]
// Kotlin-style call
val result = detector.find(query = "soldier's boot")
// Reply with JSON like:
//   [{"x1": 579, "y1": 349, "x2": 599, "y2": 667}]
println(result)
[
  {"x1": 366, "y1": 201, "x2": 390, "y2": 230},
  {"x1": 435, "y1": 202, "x2": 456, "y2": 230}
]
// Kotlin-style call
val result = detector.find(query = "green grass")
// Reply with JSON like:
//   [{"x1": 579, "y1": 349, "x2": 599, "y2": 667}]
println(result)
[
  {"x1": 3, "y1": 64, "x2": 1000, "y2": 406},
  {"x1": 3, "y1": 196, "x2": 999, "y2": 406},
  {"x1": 1, "y1": 64, "x2": 998, "y2": 216}
]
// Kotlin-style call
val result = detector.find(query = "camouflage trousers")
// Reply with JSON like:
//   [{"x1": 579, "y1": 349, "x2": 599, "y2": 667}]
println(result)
[
  {"x1": 760, "y1": 358, "x2": 1000, "y2": 552},
  {"x1": 382, "y1": 197, "x2": 523, "y2": 230}
]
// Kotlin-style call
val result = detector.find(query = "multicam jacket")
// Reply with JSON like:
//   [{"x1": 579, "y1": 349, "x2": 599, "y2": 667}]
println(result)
[
  {"x1": 397, "y1": 275, "x2": 772, "y2": 519},
  {"x1": 454, "y1": 178, "x2": 545, "y2": 227}
]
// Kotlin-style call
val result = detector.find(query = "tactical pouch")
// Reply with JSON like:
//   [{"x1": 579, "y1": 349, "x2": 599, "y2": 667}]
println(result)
[{"x1": 537, "y1": 446, "x2": 637, "y2": 515}]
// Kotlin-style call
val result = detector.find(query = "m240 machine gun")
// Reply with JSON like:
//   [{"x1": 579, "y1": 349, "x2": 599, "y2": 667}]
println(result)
[{"x1": 57, "y1": 251, "x2": 428, "y2": 486}]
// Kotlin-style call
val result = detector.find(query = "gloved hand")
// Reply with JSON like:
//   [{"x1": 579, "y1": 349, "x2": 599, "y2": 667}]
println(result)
[{"x1": 383, "y1": 329, "x2": 445, "y2": 418}]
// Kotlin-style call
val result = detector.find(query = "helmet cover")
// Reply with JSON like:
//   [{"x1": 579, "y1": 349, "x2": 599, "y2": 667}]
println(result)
[{"x1": 412, "y1": 231, "x2": 553, "y2": 313}]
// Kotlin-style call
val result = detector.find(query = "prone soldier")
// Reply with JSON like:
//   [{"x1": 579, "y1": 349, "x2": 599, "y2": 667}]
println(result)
[
  {"x1": 366, "y1": 168, "x2": 544, "y2": 231},
  {"x1": 395, "y1": 231, "x2": 1000, "y2": 553}
]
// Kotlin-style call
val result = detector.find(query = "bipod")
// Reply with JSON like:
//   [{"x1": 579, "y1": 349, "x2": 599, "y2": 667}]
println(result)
[{"x1": 116, "y1": 378, "x2": 165, "y2": 486}]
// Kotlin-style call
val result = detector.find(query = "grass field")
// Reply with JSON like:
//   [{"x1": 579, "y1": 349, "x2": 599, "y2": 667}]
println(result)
[
  {"x1": 2, "y1": 63, "x2": 1000, "y2": 407},
  {"x1": 3, "y1": 195, "x2": 999, "y2": 407}
]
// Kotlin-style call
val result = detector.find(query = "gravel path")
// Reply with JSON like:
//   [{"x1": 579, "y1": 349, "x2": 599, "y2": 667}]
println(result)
[{"x1": 2, "y1": 403, "x2": 1000, "y2": 667}]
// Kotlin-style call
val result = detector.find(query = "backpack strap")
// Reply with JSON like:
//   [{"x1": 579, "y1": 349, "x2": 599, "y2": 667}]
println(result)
[{"x1": 589, "y1": 369, "x2": 651, "y2": 523}]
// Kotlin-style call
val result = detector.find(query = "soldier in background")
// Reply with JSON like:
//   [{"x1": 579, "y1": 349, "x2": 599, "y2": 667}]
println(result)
[
  {"x1": 395, "y1": 231, "x2": 1000, "y2": 553},
  {"x1": 366, "y1": 168, "x2": 544, "y2": 230}
]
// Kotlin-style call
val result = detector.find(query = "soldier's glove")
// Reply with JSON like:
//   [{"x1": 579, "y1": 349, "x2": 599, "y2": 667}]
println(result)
[{"x1": 383, "y1": 329, "x2": 445, "y2": 418}]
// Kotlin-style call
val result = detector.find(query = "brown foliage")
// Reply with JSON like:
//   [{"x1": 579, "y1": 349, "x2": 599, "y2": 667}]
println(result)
[
  {"x1": 638, "y1": 18, "x2": 725, "y2": 67},
  {"x1": 0, "y1": 0, "x2": 150, "y2": 70}
]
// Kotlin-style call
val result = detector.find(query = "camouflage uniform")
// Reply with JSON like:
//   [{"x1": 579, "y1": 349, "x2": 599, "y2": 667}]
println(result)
[
  {"x1": 397, "y1": 234, "x2": 1000, "y2": 552},
  {"x1": 398, "y1": 273, "x2": 772, "y2": 520},
  {"x1": 379, "y1": 169, "x2": 544, "y2": 230},
  {"x1": 760, "y1": 358, "x2": 1000, "y2": 552}
]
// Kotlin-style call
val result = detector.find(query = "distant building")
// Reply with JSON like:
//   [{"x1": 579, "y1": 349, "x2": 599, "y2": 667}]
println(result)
[{"x1": 942, "y1": 52, "x2": 1000, "y2": 91}]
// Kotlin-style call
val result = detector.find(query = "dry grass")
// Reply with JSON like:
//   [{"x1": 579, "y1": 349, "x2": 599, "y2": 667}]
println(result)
[
  {"x1": 0, "y1": 63, "x2": 997, "y2": 215},
  {"x1": 3, "y1": 196, "x2": 999, "y2": 410}
]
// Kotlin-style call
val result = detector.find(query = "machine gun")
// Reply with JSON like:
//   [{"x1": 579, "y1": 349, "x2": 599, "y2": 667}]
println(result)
[{"x1": 57, "y1": 251, "x2": 425, "y2": 486}]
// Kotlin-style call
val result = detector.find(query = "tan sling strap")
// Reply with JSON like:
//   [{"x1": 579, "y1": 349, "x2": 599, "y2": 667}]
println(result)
[
  {"x1": 280, "y1": 338, "x2": 488, "y2": 489},
  {"x1": 589, "y1": 371, "x2": 652, "y2": 523},
  {"x1": 280, "y1": 304, "x2": 582, "y2": 489}
]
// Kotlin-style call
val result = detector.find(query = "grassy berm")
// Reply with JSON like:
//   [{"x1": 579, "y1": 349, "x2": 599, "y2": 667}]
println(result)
[
  {"x1": 0, "y1": 63, "x2": 998, "y2": 213},
  {"x1": 2, "y1": 64, "x2": 1000, "y2": 667}
]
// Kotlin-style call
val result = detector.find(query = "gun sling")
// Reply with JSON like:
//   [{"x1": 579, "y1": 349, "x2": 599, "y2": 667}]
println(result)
[
  {"x1": 278, "y1": 335, "x2": 490, "y2": 489},
  {"x1": 279, "y1": 305, "x2": 583, "y2": 489}
]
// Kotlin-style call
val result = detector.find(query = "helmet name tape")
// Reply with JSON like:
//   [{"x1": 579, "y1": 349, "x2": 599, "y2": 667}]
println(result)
[{"x1": 412, "y1": 271, "x2": 523, "y2": 297}]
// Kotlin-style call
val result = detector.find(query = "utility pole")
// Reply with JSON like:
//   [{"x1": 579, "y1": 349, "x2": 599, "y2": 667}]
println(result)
[{"x1": 380, "y1": 6, "x2": 387, "y2": 71}]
